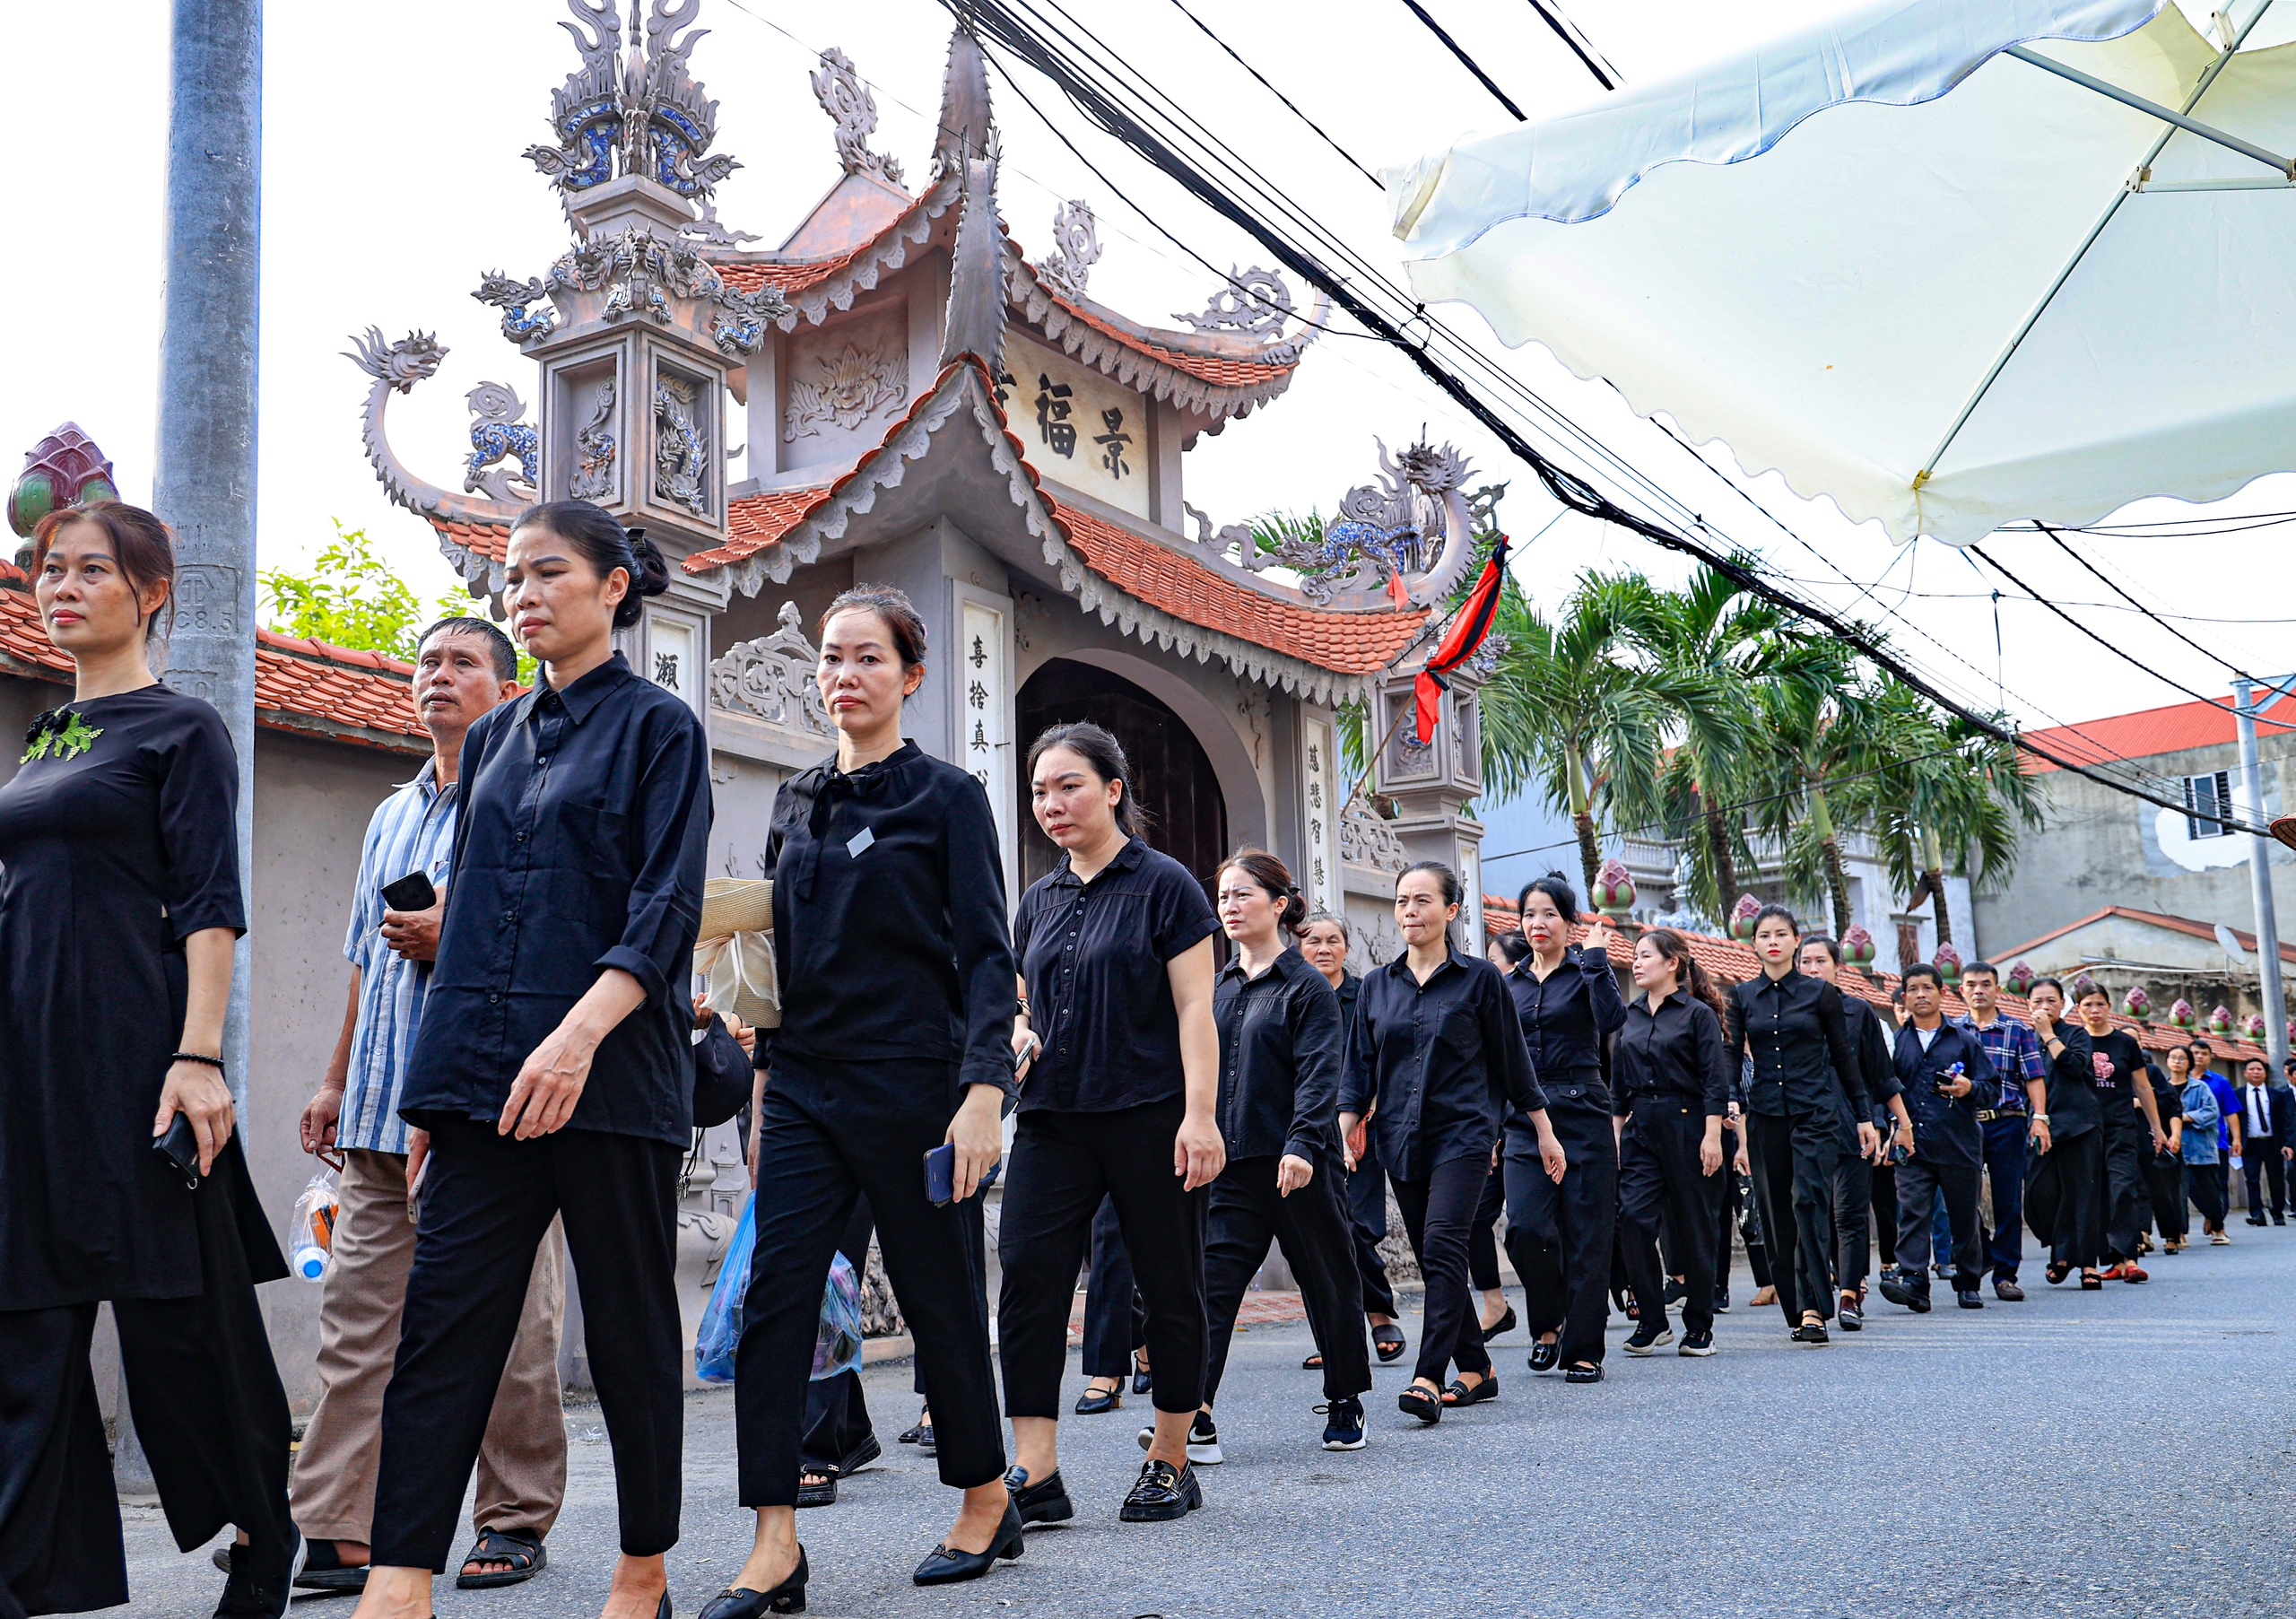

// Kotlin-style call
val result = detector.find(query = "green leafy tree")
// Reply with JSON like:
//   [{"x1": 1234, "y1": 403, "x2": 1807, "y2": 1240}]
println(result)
[{"x1": 260, "y1": 521, "x2": 528, "y2": 679}]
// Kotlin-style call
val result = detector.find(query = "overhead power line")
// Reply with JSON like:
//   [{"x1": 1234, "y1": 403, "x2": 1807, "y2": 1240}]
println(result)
[
  {"x1": 1524, "y1": 0, "x2": 1622, "y2": 91},
  {"x1": 934, "y1": 0, "x2": 2268, "y2": 837},
  {"x1": 1161, "y1": 0, "x2": 1385, "y2": 188},
  {"x1": 1397, "y1": 2, "x2": 1527, "y2": 120}
]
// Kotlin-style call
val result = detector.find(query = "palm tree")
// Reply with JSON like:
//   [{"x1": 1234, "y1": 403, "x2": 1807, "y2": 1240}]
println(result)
[
  {"x1": 1480, "y1": 570, "x2": 1716, "y2": 892},
  {"x1": 1836, "y1": 693, "x2": 2047, "y2": 944},
  {"x1": 1626, "y1": 565, "x2": 1839, "y2": 922}
]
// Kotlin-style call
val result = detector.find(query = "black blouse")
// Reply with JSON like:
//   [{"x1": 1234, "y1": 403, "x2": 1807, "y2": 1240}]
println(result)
[
  {"x1": 1507, "y1": 944, "x2": 1628, "y2": 1109},
  {"x1": 1013, "y1": 836, "x2": 1219, "y2": 1113},
  {"x1": 2042, "y1": 1026, "x2": 2146, "y2": 1142},
  {"x1": 1213, "y1": 946, "x2": 1344, "y2": 1163},
  {"x1": 402, "y1": 654, "x2": 710, "y2": 1148},
  {"x1": 1339, "y1": 945, "x2": 1545, "y2": 1180},
  {"x1": 761, "y1": 742, "x2": 1016, "y2": 1098},
  {"x1": 0, "y1": 685, "x2": 279, "y2": 1310},
  {"x1": 1726, "y1": 970, "x2": 1867, "y2": 1119},
  {"x1": 1611, "y1": 988, "x2": 1732, "y2": 1116}
]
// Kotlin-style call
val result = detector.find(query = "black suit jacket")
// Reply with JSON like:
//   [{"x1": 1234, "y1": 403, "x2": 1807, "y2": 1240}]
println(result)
[{"x1": 2233, "y1": 1082, "x2": 2296, "y2": 1148}]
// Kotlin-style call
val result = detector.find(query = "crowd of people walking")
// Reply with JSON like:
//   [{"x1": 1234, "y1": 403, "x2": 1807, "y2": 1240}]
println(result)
[{"x1": 1, "y1": 497, "x2": 2285, "y2": 1619}]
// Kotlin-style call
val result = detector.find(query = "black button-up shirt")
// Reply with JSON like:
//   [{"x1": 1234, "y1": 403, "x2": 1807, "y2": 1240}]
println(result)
[
  {"x1": 1014, "y1": 836, "x2": 1219, "y2": 1113},
  {"x1": 1832, "y1": 994, "x2": 1900, "y2": 1148},
  {"x1": 1892, "y1": 1020, "x2": 1997, "y2": 1169},
  {"x1": 1213, "y1": 946, "x2": 1344, "y2": 1163},
  {"x1": 1611, "y1": 988, "x2": 1733, "y2": 1116},
  {"x1": 1726, "y1": 969, "x2": 1866, "y2": 1119},
  {"x1": 404, "y1": 654, "x2": 709, "y2": 1147},
  {"x1": 1340, "y1": 946, "x2": 1544, "y2": 1180},
  {"x1": 761, "y1": 743, "x2": 1016, "y2": 1098},
  {"x1": 1508, "y1": 944, "x2": 1627, "y2": 1110}
]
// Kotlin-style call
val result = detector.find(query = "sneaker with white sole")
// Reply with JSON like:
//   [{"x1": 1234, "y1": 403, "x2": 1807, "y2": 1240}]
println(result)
[
  {"x1": 1623, "y1": 1321, "x2": 1674, "y2": 1354},
  {"x1": 1317, "y1": 1397, "x2": 1367, "y2": 1450},
  {"x1": 1136, "y1": 1409, "x2": 1222, "y2": 1466},
  {"x1": 1677, "y1": 1329, "x2": 1716, "y2": 1356}
]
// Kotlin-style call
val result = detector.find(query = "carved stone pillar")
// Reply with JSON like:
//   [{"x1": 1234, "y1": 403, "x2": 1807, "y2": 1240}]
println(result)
[{"x1": 1370, "y1": 658, "x2": 1488, "y2": 949}]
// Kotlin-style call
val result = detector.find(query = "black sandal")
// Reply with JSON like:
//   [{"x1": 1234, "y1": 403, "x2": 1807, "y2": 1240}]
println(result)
[
  {"x1": 2045, "y1": 1260, "x2": 2072, "y2": 1285},
  {"x1": 1441, "y1": 1373, "x2": 1499, "y2": 1407},
  {"x1": 457, "y1": 1528, "x2": 546, "y2": 1589},
  {"x1": 1300, "y1": 1352, "x2": 1325, "y2": 1370},
  {"x1": 796, "y1": 1467, "x2": 839, "y2": 1510},
  {"x1": 1371, "y1": 1323, "x2": 1406, "y2": 1362},
  {"x1": 1397, "y1": 1384, "x2": 1442, "y2": 1424}
]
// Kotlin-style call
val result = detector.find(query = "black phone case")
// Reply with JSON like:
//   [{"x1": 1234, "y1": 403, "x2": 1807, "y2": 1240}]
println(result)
[
  {"x1": 153, "y1": 1113, "x2": 202, "y2": 1188},
  {"x1": 380, "y1": 871, "x2": 438, "y2": 912}
]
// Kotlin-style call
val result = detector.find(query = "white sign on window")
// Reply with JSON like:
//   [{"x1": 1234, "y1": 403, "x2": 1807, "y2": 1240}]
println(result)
[
  {"x1": 960, "y1": 596, "x2": 1012, "y2": 855},
  {"x1": 1300, "y1": 714, "x2": 1342, "y2": 916}
]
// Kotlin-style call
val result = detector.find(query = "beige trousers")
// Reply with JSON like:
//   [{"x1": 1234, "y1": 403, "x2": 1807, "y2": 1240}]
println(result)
[{"x1": 290, "y1": 1147, "x2": 568, "y2": 1545}]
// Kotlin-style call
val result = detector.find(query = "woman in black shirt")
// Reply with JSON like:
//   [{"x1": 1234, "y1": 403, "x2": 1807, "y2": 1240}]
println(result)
[
  {"x1": 362, "y1": 501, "x2": 709, "y2": 1619},
  {"x1": 1196, "y1": 852, "x2": 1370, "y2": 1455},
  {"x1": 1301, "y1": 912, "x2": 1406, "y2": 1364},
  {"x1": 1339, "y1": 863, "x2": 1565, "y2": 1423},
  {"x1": 999, "y1": 724, "x2": 1223, "y2": 1528},
  {"x1": 2026, "y1": 979, "x2": 2106, "y2": 1286},
  {"x1": 1726, "y1": 905, "x2": 1871, "y2": 1345},
  {"x1": 708, "y1": 588, "x2": 1023, "y2": 1610},
  {"x1": 1613, "y1": 929, "x2": 1733, "y2": 1360},
  {"x1": 1504, "y1": 873, "x2": 1626, "y2": 1381},
  {"x1": 0, "y1": 503, "x2": 292, "y2": 1619}
]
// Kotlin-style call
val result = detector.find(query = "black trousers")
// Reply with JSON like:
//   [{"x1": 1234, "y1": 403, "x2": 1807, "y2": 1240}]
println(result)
[
  {"x1": 373, "y1": 1120, "x2": 680, "y2": 1568},
  {"x1": 2027, "y1": 1126, "x2": 2103, "y2": 1270},
  {"x1": 1833, "y1": 1147, "x2": 1874, "y2": 1293},
  {"x1": 1343, "y1": 1150, "x2": 1399, "y2": 1318},
  {"x1": 1980, "y1": 1118, "x2": 2031, "y2": 1280},
  {"x1": 2101, "y1": 1123, "x2": 2149, "y2": 1261},
  {"x1": 1506, "y1": 1104, "x2": 1617, "y2": 1365},
  {"x1": 739, "y1": 1064, "x2": 1001, "y2": 1507},
  {"x1": 800, "y1": 1200, "x2": 880, "y2": 1475},
  {"x1": 1000, "y1": 1095, "x2": 1208, "y2": 1419},
  {"x1": 1204, "y1": 1157, "x2": 1370, "y2": 1405},
  {"x1": 2187, "y1": 1161, "x2": 2228, "y2": 1229},
  {"x1": 1389, "y1": 1153, "x2": 1492, "y2": 1385},
  {"x1": 2242, "y1": 1142, "x2": 2290, "y2": 1218},
  {"x1": 1617, "y1": 1099, "x2": 1721, "y2": 1338},
  {"x1": 1744, "y1": 1108, "x2": 1840, "y2": 1325},
  {"x1": 1895, "y1": 1158, "x2": 1982, "y2": 1289},
  {"x1": 1079, "y1": 1196, "x2": 1148, "y2": 1381},
  {"x1": 1468, "y1": 1153, "x2": 1506, "y2": 1293},
  {"x1": 1870, "y1": 1161, "x2": 1898, "y2": 1267},
  {"x1": 0, "y1": 1152, "x2": 292, "y2": 1619},
  {"x1": 2144, "y1": 1149, "x2": 2190, "y2": 1242}
]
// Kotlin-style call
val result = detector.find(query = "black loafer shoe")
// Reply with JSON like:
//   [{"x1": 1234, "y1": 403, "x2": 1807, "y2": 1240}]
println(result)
[
  {"x1": 915, "y1": 1423, "x2": 935, "y2": 1457},
  {"x1": 1118, "y1": 1458, "x2": 1202, "y2": 1522},
  {"x1": 913, "y1": 1502, "x2": 1024, "y2": 1585},
  {"x1": 1528, "y1": 1338, "x2": 1561, "y2": 1371},
  {"x1": 1994, "y1": 1278, "x2": 2026, "y2": 1301},
  {"x1": 1791, "y1": 1321, "x2": 1831, "y2": 1344},
  {"x1": 1074, "y1": 1384, "x2": 1121, "y2": 1415},
  {"x1": 1837, "y1": 1297, "x2": 1863, "y2": 1331},
  {"x1": 1956, "y1": 1290, "x2": 1985, "y2": 1310},
  {"x1": 700, "y1": 1547, "x2": 807, "y2": 1619},
  {"x1": 1564, "y1": 1362, "x2": 1604, "y2": 1384},
  {"x1": 1876, "y1": 1273, "x2": 1916, "y2": 1309},
  {"x1": 839, "y1": 1433, "x2": 882, "y2": 1476},
  {"x1": 1905, "y1": 1292, "x2": 1933, "y2": 1313},
  {"x1": 1482, "y1": 1305, "x2": 1518, "y2": 1339},
  {"x1": 1004, "y1": 1466, "x2": 1075, "y2": 1527}
]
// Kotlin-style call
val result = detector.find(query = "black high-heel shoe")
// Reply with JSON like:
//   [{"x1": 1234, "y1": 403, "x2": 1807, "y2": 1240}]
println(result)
[
  {"x1": 914, "y1": 1502, "x2": 1025, "y2": 1585},
  {"x1": 1131, "y1": 1350, "x2": 1152, "y2": 1396},
  {"x1": 1074, "y1": 1381, "x2": 1122, "y2": 1415},
  {"x1": 1481, "y1": 1305, "x2": 1518, "y2": 1340},
  {"x1": 700, "y1": 1547, "x2": 807, "y2": 1618}
]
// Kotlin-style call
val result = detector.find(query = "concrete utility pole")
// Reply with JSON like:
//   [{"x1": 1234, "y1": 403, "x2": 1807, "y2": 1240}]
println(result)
[
  {"x1": 124, "y1": 0, "x2": 262, "y2": 1498},
  {"x1": 2232, "y1": 676, "x2": 2289, "y2": 1076},
  {"x1": 153, "y1": 0, "x2": 261, "y2": 1111}
]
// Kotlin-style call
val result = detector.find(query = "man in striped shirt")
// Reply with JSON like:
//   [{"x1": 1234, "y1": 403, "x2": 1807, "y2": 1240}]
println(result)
[{"x1": 285, "y1": 618, "x2": 569, "y2": 1595}]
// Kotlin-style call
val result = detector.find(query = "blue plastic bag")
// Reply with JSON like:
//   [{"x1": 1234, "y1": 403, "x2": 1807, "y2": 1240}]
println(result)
[{"x1": 694, "y1": 1195, "x2": 866, "y2": 1386}]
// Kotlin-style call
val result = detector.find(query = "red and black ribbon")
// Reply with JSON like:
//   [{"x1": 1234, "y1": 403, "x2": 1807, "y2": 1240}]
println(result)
[{"x1": 1413, "y1": 536, "x2": 1509, "y2": 744}]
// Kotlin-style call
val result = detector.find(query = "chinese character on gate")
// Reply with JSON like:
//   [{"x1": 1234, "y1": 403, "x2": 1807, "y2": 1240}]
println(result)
[
  {"x1": 994, "y1": 366, "x2": 1018, "y2": 406},
  {"x1": 1094, "y1": 406, "x2": 1132, "y2": 478},
  {"x1": 654, "y1": 652, "x2": 680, "y2": 690},
  {"x1": 972, "y1": 720, "x2": 988, "y2": 750},
  {"x1": 1035, "y1": 374, "x2": 1075, "y2": 457},
  {"x1": 969, "y1": 680, "x2": 989, "y2": 711},
  {"x1": 970, "y1": 634, "x2": 987, "y2": 669}
]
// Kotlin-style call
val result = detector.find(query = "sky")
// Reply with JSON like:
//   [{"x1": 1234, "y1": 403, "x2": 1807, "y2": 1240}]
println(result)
[{"x1": 12, "y1": 0, "x2": 2296, "y2": 748}]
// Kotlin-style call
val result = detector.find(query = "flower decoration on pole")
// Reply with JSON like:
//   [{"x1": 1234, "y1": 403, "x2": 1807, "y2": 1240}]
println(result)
[
  {"x1": 2123, "y1": 987, "x2": 2152, "y2": 1025},
  {"x1": 2208, "y1": 1004, "x2": 2234, "y2": 1036},
  {"x1": 2069, "y1": 973, "x2": 2100, "y2": 1004},
  {"x1": 1840, "y1": 924, "x2": 1876, "y2": 969},
  {"x1": 8, "y1": 423, "x2": 118, "y2": 570},
  {"x1": 1593, "y1": 857, "x2": 1636, "y2": 917},
  {"x1": 1727, "y1": 894, "x2": 1761, "y2": 941},
  {"x1": 2170, "y1": 997, "x2": 2198, "y2": 1031},
  {"x1": 1933, "y1": 942, "x2": 1962, "y2": 986},
  {"x1": 2005, "y1": 960, "x2": 2035, "y2": 996}
]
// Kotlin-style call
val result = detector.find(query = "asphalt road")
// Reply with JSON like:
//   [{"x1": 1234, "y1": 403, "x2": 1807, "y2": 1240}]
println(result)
[{"x1": 122, "y1": 1227, "x2": 2296, "y2": 1619}]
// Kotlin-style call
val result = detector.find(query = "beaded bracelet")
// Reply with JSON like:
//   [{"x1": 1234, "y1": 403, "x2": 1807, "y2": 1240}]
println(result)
[{"x1": 171, "y1": 1051, "x2": 229, "y2": 1075}]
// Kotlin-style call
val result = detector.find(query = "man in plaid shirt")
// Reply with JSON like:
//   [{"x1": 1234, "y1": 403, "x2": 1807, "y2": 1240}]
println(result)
[{"x1": 1953, "y1": 961, "x2": 2050, "y2": 1300}]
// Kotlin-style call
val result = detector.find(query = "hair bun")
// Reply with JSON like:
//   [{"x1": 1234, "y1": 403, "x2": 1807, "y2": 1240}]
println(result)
[{"x1": 624, "y1": 528, "x2": 672, "y2": 598}]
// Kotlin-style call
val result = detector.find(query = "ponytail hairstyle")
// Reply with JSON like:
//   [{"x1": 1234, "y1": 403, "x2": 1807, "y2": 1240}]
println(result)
[
  {"x1": 1517, "y1": 869, "x2": 1579, "y2": 927},
  {"x1": 512, "y1": 500, "x2": 670, "y2": 629},
  {"x1": 1641, "y1": 927, "x2": 1727, "y2": 1021},
  {"x1": 1215, "y1": 849, "x2": 1309, "y2": 936},
  {"x1": 1398, "y1": 859, "x2": 1462, "y2": 907},
  {"x1": 32, "y1": 501, "x2": 177, "y2": 648},
  {"x1": 1751, "y1": 902, "x2": 1800, "y2": 938},
  {"x1": 820, "y1": 583, "x2": 928, "y2": 680},
  {"x1": 1028, "y1": 720, "x2": 1152, "y2": 840}
]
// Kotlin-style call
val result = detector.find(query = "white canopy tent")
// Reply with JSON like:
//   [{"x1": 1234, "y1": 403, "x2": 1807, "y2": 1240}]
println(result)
[{"x1": 1387, "y1": 0, "x2": 2296, "y2": 545}]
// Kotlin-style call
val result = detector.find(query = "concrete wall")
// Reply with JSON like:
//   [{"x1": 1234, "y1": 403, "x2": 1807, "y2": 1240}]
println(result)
[{"x1": 1973, "y1": 732, "x2": 2296, "y2": 960}]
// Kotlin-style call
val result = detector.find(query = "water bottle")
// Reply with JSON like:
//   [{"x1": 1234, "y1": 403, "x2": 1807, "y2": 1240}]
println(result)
[{"x1": 291, "y1": 1171, "x2": 340, "y2": 1283}]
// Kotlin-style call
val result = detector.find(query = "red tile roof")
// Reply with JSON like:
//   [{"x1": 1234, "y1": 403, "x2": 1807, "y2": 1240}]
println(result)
[
  {"x1": 1992, "y1": 904, "x2": 2296, "y2": 967},
  {"x1": 718, "y1": 253, "x2": 868, "y2": 300},
  {"x1": 2020, "y1": 691, "x2": 2296, "y2": 771},
  {"x1": 0, "y1": 579, "x2": 428, "y2": 753},
  {"x1": 1481, "y1": 900, "x2": 2268, "y2": 1065},
  {"x1": 694, "y1": 361, "x2": 1427, "y2": 676},
  {"x1": 1030, "y1": 281, "x2": 1297, "y2": 391},
  {"x1": 431, "y1": 516, "x2": 509, "y2": 565}
]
